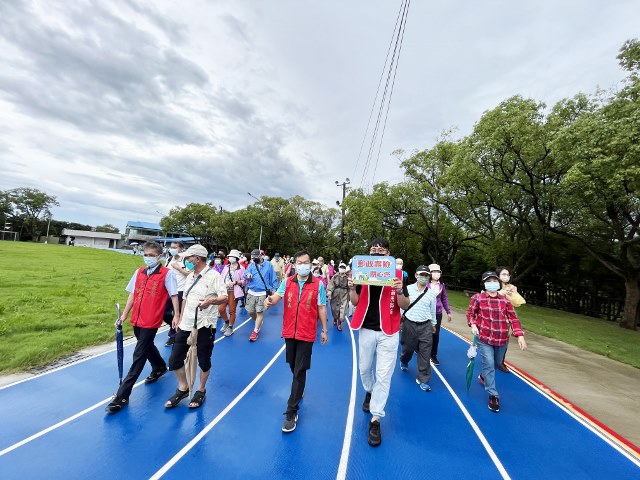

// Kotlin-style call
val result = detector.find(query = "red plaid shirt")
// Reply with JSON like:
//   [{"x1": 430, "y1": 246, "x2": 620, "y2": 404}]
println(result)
[{"x1": 466, "y1": 292, "x2": 524, "y2": 346}]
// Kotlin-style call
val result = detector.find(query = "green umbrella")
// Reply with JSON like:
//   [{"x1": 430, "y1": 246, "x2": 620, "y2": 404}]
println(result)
[{"x1": 466, "y1": 334, "x2": 478, "y2": 391}]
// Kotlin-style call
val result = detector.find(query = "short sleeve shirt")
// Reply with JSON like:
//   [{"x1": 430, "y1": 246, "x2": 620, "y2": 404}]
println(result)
[
  {"x1": 179, "y1": 267, "x2": 228, "y2": 330},
  {"x1": 126, "y1": 266, "x2": 178, "y2": 296},
  {"x1": 275, "y1": 277, "x2": 326, "y2": 305}
]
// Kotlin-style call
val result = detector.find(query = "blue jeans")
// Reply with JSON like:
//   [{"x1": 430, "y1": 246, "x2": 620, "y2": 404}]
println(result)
[{"x1": 476, "y1": 340, "x2": 507, "y2": 397}]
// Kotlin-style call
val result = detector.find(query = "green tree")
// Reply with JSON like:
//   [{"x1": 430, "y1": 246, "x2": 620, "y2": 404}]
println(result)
[
  {"x1": 160, "y1": 203, "x2": 218, "y2": 252},
  {"x1": 95, "y1": 224, "x2": 120, "y2": 234},
  {"x1": 7, "y1": 188, "x2": 59, "y2": 240}
]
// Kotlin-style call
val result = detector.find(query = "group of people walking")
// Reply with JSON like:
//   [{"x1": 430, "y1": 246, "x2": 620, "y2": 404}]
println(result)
[{"x1": 107, "y1": 237, "x2": 527, "y2": 448}]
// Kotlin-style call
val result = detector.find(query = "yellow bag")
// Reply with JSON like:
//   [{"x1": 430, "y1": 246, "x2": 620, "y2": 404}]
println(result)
[{"x1": 499, "y1": 288, "x2": 526, "y2": 307}]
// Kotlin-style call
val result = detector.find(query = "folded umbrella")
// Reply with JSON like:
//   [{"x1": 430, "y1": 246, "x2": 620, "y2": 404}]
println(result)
[
  {"x1": 466, "y1": 334, "x2": 478, "y2": 392},
  {"x1": 184, "y1": 293, "x2": 217, "y2": 398},
  {"x1": 115, "y1": 303, "x2": 124, "y2": 386}
]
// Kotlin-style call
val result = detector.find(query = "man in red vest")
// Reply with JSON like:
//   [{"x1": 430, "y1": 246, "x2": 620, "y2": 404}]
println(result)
[
  {"x1": 264, "y1": 250, "x2": 328, "y2": 433},
  {"x1": 348, "y1": 238, "x2": 410, "y2": 446},
  {"x1": 106, "y1": 241, "x2": 179, "y2": 413}
]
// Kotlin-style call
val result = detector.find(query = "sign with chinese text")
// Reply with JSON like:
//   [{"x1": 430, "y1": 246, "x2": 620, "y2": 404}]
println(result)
[{"x1": 351, "y1": 255, "x2": 396, "y2": 286}]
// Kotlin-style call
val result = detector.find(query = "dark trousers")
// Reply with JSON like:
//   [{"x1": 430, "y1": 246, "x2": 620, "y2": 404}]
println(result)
[
  {"x1": 400, "y1": 320, "x2": 434, "y2": 384},
  {"x1": 116, "y1": 326, "x2": 166, "y2": 400},
  {"x1": 163, "y1": 292, "x2": 183, "y2": 338},
  {"x1": 431, "y1": 313, "x2": 443, "y2": 357},
  {"x1": 285, "y1": 338, "x2": 314, "y2": 414}
]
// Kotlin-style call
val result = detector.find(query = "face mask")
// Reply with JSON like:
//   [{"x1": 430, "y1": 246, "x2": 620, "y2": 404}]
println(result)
[
  {"x1": 296, "y1": 264, "x2": 311, "y2": 277},
  {"x1": 417, "y1": 276, "x2": 429, "y2": 285},
  {"x1": 485, "y1": 281, "x2": 500, "y2": 292},
  {"x1": 431, "y1": 272, "x2": 441, "y2": 280},
  {"x1": 338, "y1": 267, "x2": 347, "y2": 273},
  {"x1": 229, "y1": 257, "x2": 238, "y2": 264},
  {"x1": 312, "y1": 272, "x2": 321, "y2": 277},
  {"x1": 500, "y1": 274, "x2": 510, "y2": 282},
  {"x1": 370, "y1": 252, "x2": 384, "y2": 257},
  {"x1": 214, "y1": 258, "x2": 222, "y2": 265},
  {"x1": 185, "y1": 260, "x2": 195, "y2": 271},
  {"x1": 252, "y1": 257, "x2": 261, "y2": 264},
  {"x1": 397, "y1": 264, "x2": 403, "y2": 269},
  {"x1": 143, "y1": 256, "x2": 159, "y2": 268},
  {"x1": 169, "y1": 248, "x2": 179, "y2": 257}
]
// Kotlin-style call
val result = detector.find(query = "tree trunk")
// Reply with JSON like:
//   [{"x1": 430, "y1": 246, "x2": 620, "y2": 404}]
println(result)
[{"x1": 620, "y1": 277, "x2": 640, "y2": 330}]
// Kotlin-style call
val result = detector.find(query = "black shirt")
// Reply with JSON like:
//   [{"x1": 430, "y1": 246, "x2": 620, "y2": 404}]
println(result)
[{"x1": 356, "y1": 284, "x2": 408, "y2": 331}]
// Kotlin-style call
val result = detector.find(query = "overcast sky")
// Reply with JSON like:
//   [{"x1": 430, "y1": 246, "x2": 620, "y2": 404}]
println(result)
[{"x1": 1, "y1": 0, "x2": 638, "y2": 230}]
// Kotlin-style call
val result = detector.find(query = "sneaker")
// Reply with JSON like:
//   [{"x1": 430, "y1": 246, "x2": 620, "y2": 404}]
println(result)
[
  {"x1": 333, "y1": 320, "x2": 337, "y2": 326},
  {"x1": 368, "y1": 419, "x2": 381, "y2": 447},
  {"x1": 488, "y1": 395, "x2": 500, "y2": 413},
  {"x1": 400, "y1": 362, "x2": 408, "y2": 372},
  {"x1": 362, "y1": 391, "x2": 372, "y2": 412},
  {"x1": 416, "y1": 378, "x2": 431, "y2": 391},
  {"x1": 431, "y1": 356, "x2": 440, "y2": 366},
  {"x1": 223, "y1": 326, "x2": 234, "y2": 337},
  {"x1": 105, "y1": 396, "x2": 128, "y2": 413},
  {"x1": 282, "y1": 412, "x2": 298, "y2": 433},
  {"x1": 249, "y1": 330, "x2": 259, "y2": 342},
  {"x1": 337, "y1": 322, "x2": 342, "y2": 331},
  {"x1": 478, "y1": 374, "x2": 485, "y2": 386},
  {"x1": 165, "y1": 337, "x2": 175, "y2": 347},
  {"x1": 144, "y1": 366, "x2": 168, "y2": 384},
  {"x1": 220, "y1": 322, "x2": 229, "y2": 333}
]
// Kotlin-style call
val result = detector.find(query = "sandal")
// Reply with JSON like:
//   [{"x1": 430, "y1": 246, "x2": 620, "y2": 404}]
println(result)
[
  {"x1": 165, "y1": 388, "x2": 189, "y2": 408},
  {"x1": 189, "y1": 389, "x2": 206, "y2": 409}
]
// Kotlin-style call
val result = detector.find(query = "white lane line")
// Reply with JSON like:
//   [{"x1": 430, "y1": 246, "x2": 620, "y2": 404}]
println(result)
[
  {"x1": 149, "y1": 343, "x2": 286, "y2": 480},
  {"x1": 0, "y1": 318, "x2": 251, "y2": 457},
  {"x1": 432, "y1": 366, "x2": 511, "y2": 480},
  {"x1": 442, "y1": 327, "x2": 640, "y2": 467},
  {"x1": 336, "y1": 323, "x2": 358, "y2": 480},
  {"x1": 0, "y1": 326, "x2": 169, "y2": 390}
]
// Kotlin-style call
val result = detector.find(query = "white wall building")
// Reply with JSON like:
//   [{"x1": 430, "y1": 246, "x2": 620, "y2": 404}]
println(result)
[{"x1": 61, "y1": 229, "x2": 121, "y2": 248}]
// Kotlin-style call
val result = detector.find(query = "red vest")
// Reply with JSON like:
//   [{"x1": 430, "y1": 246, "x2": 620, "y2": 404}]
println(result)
[
  {"x1": 350, "y1": 269, "x2": 402, "y2": 336},
  {"x1": 130, "y1": 266, "x2": 171, "y2": 329},
  {"x1": 281, "y1": 275, "x2": 320, "y2": 342}
]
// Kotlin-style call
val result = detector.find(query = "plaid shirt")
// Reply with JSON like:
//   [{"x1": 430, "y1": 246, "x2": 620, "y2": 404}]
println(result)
[{"x1": 466, "y1": 292, "x2": 524, "y2": 346}]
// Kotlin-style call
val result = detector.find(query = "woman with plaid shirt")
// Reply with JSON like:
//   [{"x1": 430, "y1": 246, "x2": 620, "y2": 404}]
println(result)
[{"x1": 466, "y1": 271, "x2": 527, "y2": 413}]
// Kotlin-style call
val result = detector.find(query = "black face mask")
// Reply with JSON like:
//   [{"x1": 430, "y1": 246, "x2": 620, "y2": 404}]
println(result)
[
  {"x1": 370, "y1": 253, "x2": 385, "y2": 257},
  {"x1": 252, "y1": 257, "x2": 261, "y2": 263}
]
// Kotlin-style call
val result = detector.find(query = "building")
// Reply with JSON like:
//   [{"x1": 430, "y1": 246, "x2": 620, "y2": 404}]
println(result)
[{"x1": 61, "y1": 229, "x2": 121, "y2": 248}]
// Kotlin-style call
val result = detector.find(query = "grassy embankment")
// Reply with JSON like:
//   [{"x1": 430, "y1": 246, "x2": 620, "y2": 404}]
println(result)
[
  {"x1": 447, "y1": 290, "x2": 640, "y2": 368},
  {"x1": 0, "y1": 242, "x2": 139, "y2": 373}
]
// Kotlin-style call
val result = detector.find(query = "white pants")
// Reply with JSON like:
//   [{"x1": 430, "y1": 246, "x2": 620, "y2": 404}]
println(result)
[{"x1": 358, "y1": 328, "x2": 399, "y2": 418}]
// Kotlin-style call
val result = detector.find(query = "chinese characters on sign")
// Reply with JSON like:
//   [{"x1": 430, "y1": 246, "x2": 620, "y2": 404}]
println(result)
[{"x1": 351, "y1": 255, "x2": 397, "y2": 286}]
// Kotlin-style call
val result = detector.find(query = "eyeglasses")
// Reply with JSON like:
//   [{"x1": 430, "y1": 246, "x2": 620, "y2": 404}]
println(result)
[{"x1": 369, "y1": 247, "x2": 387, "y2": 254}]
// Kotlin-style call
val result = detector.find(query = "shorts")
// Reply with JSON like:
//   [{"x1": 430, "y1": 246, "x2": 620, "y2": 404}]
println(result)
[
  {"x1": 245, "y1": 293, "x2": 266, "y2": 314},
  {"x1": 169, "y1": 326, "x2": 215, "y2": 373}
]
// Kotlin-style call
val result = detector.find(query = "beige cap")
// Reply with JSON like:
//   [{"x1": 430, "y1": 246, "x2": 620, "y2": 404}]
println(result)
[
  {"x1": 227, "y1": 249, "x2": 242, "y2": 259},
  {"x1": 181, "y1": 244, "x2": 208, "y2": 258}
]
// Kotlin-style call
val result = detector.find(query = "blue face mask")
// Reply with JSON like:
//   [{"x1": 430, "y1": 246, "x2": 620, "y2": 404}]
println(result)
[
  {"x1": 296, "y1": 264, "x2": 311, "y2": 277},
  {"x1": 143, "y1": 256, "x2": 159, "y2": 268},
  {"x1": 185, "y1": 260, "x2": 195, "y2": 271},
  {"x1": 485, "y1": 281, "x2": 500, "y2": 292}
]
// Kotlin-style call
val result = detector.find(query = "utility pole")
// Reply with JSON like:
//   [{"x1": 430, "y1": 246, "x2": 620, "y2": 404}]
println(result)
[
  {"x1": 44, "y1": 213, "x2": 52, "y2": 244},
  {"x1": 335, "y1": 178, "x2": 350, "y2": 261}
]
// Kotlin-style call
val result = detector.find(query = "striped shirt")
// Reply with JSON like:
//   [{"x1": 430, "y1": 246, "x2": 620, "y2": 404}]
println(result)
[{"x1": 404, "y1": 283, "x2": 437, "y2": 326}]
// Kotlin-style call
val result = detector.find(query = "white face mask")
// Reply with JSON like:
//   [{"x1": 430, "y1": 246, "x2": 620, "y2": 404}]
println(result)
[
  {"x1": 229, "y1": 257, "x2": 238, "y2": 264},
  {"x1": 169, "y1": 248, "x2": 179, "y2": 257},
  {"x1": 396, "y1": 263, "x2": 403, "y2": 269},
  {"x1": 338, "y1": 267, "x2": 347, "y2": 273},
  {"x1": 431, "y1": 272, "x2": 441, "y2": 281},
  {"x1": 500, "y1": 274, "x2": 510, "y2": 282}
]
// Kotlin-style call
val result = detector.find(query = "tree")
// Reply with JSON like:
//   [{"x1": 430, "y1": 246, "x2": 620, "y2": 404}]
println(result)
[
  {"x1": 160, "y1": 203, "x2": 218, "y2": 252},
  {"x1": 8, "y1": 188, "x2": 59, "y2": 240},
  {"x1": 95, "y1": 224, "x2": 120, "y2": 234}
]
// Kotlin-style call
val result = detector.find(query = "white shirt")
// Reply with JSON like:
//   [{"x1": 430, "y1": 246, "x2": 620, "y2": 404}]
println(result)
[
  {"x1": 179, "y1": 267, "x2": 228, "y2": 330},
  {"x1": 166, "y1": 256, "x2": 188, "y2": 292}
]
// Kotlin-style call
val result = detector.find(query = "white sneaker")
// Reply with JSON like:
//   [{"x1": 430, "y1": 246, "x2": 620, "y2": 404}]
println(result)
[
  {"x1": 220, "y1": 322, "x2": 229, "y2": 333},
  {"x1": 223, "y1": 326, "x2": 234, "y2": 337}
]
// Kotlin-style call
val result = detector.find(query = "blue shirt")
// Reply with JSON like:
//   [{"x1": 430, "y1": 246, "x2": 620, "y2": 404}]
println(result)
[
  {"x1": 244, "y1": 260, "x2": 279, "y2": 293},
  {"x1": 126, "y1": 266, "x2": 178, "y2": 296},
  {"x1": 275, "y1": 276, "x2": 326, "y2": 305}
]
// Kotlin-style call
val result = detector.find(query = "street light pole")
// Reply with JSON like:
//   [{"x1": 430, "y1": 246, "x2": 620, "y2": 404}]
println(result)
[
  {"x1": 45, "y1": 213, "x2": 52, "y2": 244},
  {"x1": 248, "y1": 192, "x2": 263, "y2": 250},
  {"x1": 335, "y1": 178, "x2": 350, "y2": 261}
]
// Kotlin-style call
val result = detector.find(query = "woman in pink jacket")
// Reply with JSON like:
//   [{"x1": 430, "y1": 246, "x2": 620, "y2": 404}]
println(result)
[{"x1": 218, "y1": 249, "x2": 246, "y2": 337}]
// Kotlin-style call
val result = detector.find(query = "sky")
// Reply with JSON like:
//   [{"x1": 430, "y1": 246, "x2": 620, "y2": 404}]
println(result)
[{"x1": 0, "y1": 0, "x2": 638, "y2": 231}]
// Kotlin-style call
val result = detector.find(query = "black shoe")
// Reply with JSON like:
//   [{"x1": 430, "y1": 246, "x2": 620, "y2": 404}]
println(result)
[
  {"x1": 165, "y1": 337, "x2": 175, "y2": 347},
  {"x1": 368, "y1": 419, "x2": 381, "y2": 447},
  {"x1": 488, "y1": 395, "x2": 500, "y2": 413},
  {"x1": 362, "y1": 391, "x2": 372, "y2": 412},
  {"x1": 105, "y1": 396, "x2": 128, "y2": 413},
  {"x1": 498, "y1": 363, "x2": 511, "y2": 373},
  {"x1": 282, "y1": 411, "x2": 298, "y2": 433},
  {"x1": 144, "y1": 366, "x2": 168, "y2": 384},
  {"x1": 431, "y1": 356, "x2": 440, "y2": 366}
]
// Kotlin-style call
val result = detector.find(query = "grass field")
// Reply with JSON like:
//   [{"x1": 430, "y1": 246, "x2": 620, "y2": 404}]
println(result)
[
  {"x1": 0, "y1": 242, "x2": 140, "y2": 373},
  {"x1": 447, "y1": 290, "x2": 640, "y2": 369}
]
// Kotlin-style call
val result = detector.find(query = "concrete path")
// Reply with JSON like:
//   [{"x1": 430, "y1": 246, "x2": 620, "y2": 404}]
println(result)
[{"x1": 445, "y1": 309, "x2": 640, "y2": 448}]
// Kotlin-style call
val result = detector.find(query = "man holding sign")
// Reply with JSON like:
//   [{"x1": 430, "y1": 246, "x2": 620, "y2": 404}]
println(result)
[{"x1": 348, "y1": 238, "x2": 410, "y2": 447}]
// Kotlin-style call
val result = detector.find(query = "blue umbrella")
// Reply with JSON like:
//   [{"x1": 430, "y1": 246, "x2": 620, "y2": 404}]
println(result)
[{"x1": 115, "y1": 303, "x2": 124, "y2": 385}]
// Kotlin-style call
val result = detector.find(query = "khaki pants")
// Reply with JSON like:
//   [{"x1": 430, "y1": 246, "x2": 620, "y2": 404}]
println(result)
[{"x1": 218, "y1": 289, "x2": 239, "y2": 326}]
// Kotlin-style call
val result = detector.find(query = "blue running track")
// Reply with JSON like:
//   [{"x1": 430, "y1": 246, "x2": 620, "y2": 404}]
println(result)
[{"x1": 1, "y1": 302, "x2": 639, "y2": 479}]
